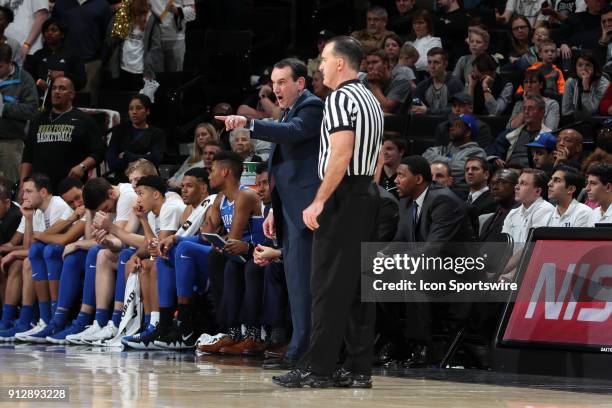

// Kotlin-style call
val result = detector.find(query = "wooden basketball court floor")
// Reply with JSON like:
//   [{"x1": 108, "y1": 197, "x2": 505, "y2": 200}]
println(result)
[{"x1": 0, "y1": 345, "x2": 611, "y2": 407}]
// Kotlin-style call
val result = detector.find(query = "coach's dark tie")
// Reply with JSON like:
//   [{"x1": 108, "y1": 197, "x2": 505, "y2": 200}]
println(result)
[
  {"x1": 467, "y1": 193, "x2": 473, "y2": 205},
  {"x1": 411, "y1": 201, "x2": 419, "y2": 241}
]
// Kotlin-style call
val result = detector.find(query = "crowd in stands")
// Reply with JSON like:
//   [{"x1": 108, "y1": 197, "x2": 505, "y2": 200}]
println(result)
[{"x1": 0, "y1": 0, "x2": 611, "y2": 371}]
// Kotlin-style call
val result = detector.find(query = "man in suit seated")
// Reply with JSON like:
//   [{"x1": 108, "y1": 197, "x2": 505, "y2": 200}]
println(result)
[
  {"x1": 391, "y1": 155, "x2": 476, "y2": 367},
  {"x1": 464, "y1": 157, "x2": 497, "y2": 235}
]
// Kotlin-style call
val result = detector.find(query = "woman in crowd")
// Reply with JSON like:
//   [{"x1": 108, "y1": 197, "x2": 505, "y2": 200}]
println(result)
[
  {"x1": 563, "y1": 50, "x2": 610, "y2": 120},
  {"x1": 25, "y1": 18, "x2": 86, "y2": 99},
  {"x1": 229, "y1": 129, "x2": 262, "y2": 163},
  {"x1": 503, "y1": 15, "x2": 537, "y2": 72},
  {"x1": 406, "y1": 9, "x2": 441, "y2": 72},
  {"x1": 106, "y1": 94, "x2": 166, "y2": 182},
  {"x1": 507, "y1": 70, "x2": 560, "y2": 130},
  {"x1": 167, "y1": 123, "x2": 218, "y2": 188},
  {"x1": 105, "y1": 0, "x2": 163, "y2": 91},
  {"x1": 382, "y1": 33, "x2": 402, "y2": 70},
  {"x1": 311, "y1": 70, "x2": 330, "y2": 100}
]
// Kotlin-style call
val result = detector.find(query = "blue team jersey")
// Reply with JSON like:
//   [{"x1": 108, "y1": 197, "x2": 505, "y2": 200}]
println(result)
[{"x1": 219, "y1": 185, "x2": 265, "y2": 245}]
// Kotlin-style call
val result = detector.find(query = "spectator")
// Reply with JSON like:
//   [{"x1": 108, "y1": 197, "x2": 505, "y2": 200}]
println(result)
[
  {"x1": 537, "y1": 0, "x2": 583, "y2": 27},
  {"x1": 361, "y1": 49, "x2": 412, "y2": 114},
  {"x1": 0, "y1": 182, "x2": 19, "y2": 245},
  {"x1": 106, "y1": 94, "x2": 166, "y2": 181},
  {"x1": 488, "y1": 94, "x2": 551, "y2": 168},
  {"x1": 307, "y1": 29, "x2": 334, "y2": 77},
  {"x1": 0, "y1": 6, "x2": 19, "y2": 64},
  {"x1": 558, "y1": 0, "x2": 607, "y2": 61},
  {"x1": 434, "y1": 0, "x2": 471, "y2": 66},
  {"x1": 546, "y1": 165, "x2": 592, "y2": 227},
  {"x1": 430, "y1": 160, "x2": 454, "y2": 187},
  {"x1": 411, "y1": 47, "x2": 463, "y2": 115},
  {"x1": 478, "y1": 169, "x2": 518, "y2": 242},
  {"x1": 388, "y1": 0, "x2": 422, "y2": 40},
  {"x1": 424, "y1": 113, "x2": 487, "y2": 185},
  {"x1": 507, "y1": 70, "x2": 560, "y2": 131},
  {"x1": 497, "y1": 0, "x2": 547, "y2": 26},
  {"x1": 468, "y1": 53, "x2": 514, "y2": 115},
  {"x1": 4, "y1": 0, "x2": 48, "y2": 58},
  {"x1": 554, "y1": 128, "x2": 584, "y2": 167},
  {"x1": 0, "y1": 43, "x2": 38, "y2": 189},
  {"x1": 396, "y1": 42, "x2": 419, "y2": 90},
  {"x1": 167, "y1": 123, "x2": 218, "y2": 189},
  {"x1": 406, "y1": 9, "x2": 442, "y2": 72},
  {"x1": 104, "y1": 0, "x2": 163, "y2": 91},
  {"x1": 532, "y1": 25, "x2": 550, "y2": 51},
  {"x1": 595, "y1": 7, "x2": 612, "y2": 75},
  {"x1": 562, "y1": 50, "x2": 609, "y2": 120},
  {"x1": 383, "y1": 33, "x2": 402, "y2": 69},
  {"x1": 237, "y1": 74, "x2": 281, "y2": 121},
  {"x1": 311, "y1": 70, "x2": 330, "y2": 101},
  {"x1": 52, "y1": 0, "x2": 111, "y2": 98},
  {"x1": 465, "y1": 156, "x2": 497, "y2": 234},
  {"x1": 526, "y1": 131, "x2": 557, "y2": 173},
  {"x1": 453, "y1": 27, "x2": 489, "y2": 87},
  {"x1": 379, "y1": 137, "x2": 405, "y2": 199},
  {"x1": 434, "y1": 92, "x2": 493, "y2": 148},
  {"x1": 148, "y1": 0, "x2": 195, "y2": 72},
  {"x1": 502, "y1": 15, "x2": 537, "y2": 72},
  {"x1": 518, "y1": 40, "x2": 565, "y2": 100},
  {"x1": 229, "y1": 128, "x2": 262, "y2": 162},
  {"x1": 24, "y1": 18, "x2": 87, "y2": 100},
  {"x1": 19, "y1": 76, "x2": 104, "y2": 191},
  {"x1": 586, "y1": 163, "x2": 612, "y2": 225},
  {"x1": 351, "y1": 6, "x2": 395, "y2": 50},
  {"x1": 202, "y1": 140, "x2": 223, "y2": 172}
]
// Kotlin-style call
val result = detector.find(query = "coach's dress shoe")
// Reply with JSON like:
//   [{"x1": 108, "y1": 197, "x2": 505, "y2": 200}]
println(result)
[
  {"x1": 196, "y1": 335, "x2": 237, "y2": 354},
  {"x1": 219, "y1": 337, "x2": 266, "y2": 356},
  {"x1": 264, "y1": 342, "x2": 288, "y2": 359},
  {"x1": 332, "y1": 367, "x2": 373, "y2": 388},
  {"x1": 262, "y1": 356, "x2": 297, "y2": 370},
  {"x1": 401, "y1": 344, "x2": 433, "y2": 368}
]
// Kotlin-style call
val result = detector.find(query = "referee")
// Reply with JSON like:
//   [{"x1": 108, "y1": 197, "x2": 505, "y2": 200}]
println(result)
[{"x1": 273, "y1": 36, "x2": 384, "y2": 388}]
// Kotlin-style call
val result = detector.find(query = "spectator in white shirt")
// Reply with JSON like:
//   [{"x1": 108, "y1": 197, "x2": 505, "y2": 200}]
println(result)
[
  {"x1": 546, "y1": 165, "x2": 593, "y2": 227},
  {"x1": 407, "y1": 9, "x2": 442, "y2": 72},
  {"x1": 585, "y1": 163, "x2": 612, "y2": 225}
]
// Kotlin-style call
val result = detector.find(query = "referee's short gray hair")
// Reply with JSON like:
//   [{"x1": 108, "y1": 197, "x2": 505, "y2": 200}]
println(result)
[{"x1": 229, "y1": 128, "x2": 251, "y2": 146}]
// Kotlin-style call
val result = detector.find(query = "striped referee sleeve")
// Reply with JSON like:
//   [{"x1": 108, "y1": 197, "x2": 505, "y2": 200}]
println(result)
[{"x1": 325, "y1": 90, "x2": 356, "y2": 134}]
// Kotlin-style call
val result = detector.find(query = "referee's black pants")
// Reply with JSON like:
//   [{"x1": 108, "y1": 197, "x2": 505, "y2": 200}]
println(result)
[{"x1": 298, "y1": 176, "x2": 379, "y2": 376}]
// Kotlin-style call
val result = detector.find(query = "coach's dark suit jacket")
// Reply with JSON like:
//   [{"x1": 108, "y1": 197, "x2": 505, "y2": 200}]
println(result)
[
  {"x1": 394, "y1": 183, "x2": 475, "y2": 244},
  {"x1": 251, "y1": 89, "x2": 324, "y2": 239},
  {"x1": 467, "y1": 190, "x2": 497, "y2": 239}
]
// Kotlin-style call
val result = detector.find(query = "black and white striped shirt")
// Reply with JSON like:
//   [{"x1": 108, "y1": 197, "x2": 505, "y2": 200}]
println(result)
[{"x1": 318, "y1": 79, "x2": 384, "y2": 179}]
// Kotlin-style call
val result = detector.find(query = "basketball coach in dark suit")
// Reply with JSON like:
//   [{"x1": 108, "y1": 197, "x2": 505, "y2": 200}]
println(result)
[
  {"x1": 216, "y1": 58, "x2": 324, "y2": 368},
  {"x1": 393, "y1": 155, "x2": 475, "y2": 367}
]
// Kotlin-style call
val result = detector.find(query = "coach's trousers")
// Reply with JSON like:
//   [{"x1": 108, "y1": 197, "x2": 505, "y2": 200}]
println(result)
[{"x1": 298, "y1": 176, "x2": 379, "y2": 376}]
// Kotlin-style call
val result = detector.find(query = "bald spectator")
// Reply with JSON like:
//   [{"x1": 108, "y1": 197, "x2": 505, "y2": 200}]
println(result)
[
  {"x1": 554, "y1": 128, "x2": 584, "y2": 167},
  {"x1": 19, "y1": 76, "x2": 104, "y2": 191},
  {"x1": 431, "y1": 161, "x2": 454, "y2": 187},
  {"x1": 351, "y1": 6, "x2": 395, "y2": 50}
]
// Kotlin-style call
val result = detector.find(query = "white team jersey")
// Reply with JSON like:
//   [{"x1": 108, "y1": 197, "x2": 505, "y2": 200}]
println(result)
[
  {"x1": 502, "y1": 198, "x2": 555, "y2": 243},
  {"x1": 546, "y1": 199, "x2": 592, "y2": 228},
  {"x1": 17, "y1": 196, "x2": 73, "y2": 233},
  {"x1": 176, "y1": 194, "x2": 217, "y2": 237},
  {"x1": 589, "y1": 205, "x2": 612, "y2": 227},
  {"x1": 113, "y1": 183, "x2": 138, "y2": 223},
  {"x1": 147, "y1": 193, "x2": 187, "y2": 236}
]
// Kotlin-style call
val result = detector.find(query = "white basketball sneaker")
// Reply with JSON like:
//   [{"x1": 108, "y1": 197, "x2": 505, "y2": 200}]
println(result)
[
  {"x1": 15, "y1": 319, "x2": 47, "y2": 342},
  {"x1": 87, "y1": 321, "x2": 118, "y2": 346},
  {"x1": 66, "y1": 321, "x2": 102, "y2": 345}
]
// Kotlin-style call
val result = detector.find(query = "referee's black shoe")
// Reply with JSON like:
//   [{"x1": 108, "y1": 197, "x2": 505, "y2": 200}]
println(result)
[
  {"x1": 272, "y1": 369, "x2": 335, "y2": 388},
  {"x1": 332, "y1": 367, "x2": 373, "y2": 388}
]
